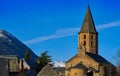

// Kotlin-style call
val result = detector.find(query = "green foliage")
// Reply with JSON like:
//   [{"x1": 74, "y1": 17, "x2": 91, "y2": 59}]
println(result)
[
  {"x1": 37, "y1": 51, "x2": 52, "y2": 67},
  {"x1": 24, "y1": 49, "x2": 30, "y2": 60},
  {"x1": 115, "y1": 50, "x2": 120, "y2": 76}
]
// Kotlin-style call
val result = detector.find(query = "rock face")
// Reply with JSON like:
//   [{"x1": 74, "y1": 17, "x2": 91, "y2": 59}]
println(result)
[{"x1": 0, "y1": 30, "x2": 38, "y2": 61}]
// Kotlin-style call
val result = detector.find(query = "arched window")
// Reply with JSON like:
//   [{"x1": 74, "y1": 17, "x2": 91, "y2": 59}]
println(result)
[
  {"x1": 91, "y1": 41, "x2": 93, "y2": 46},
  {"x1": 68, "y1": 73, "x2": 70, "y2": 76},
  {"x1": 84, "y1": 41, "x2": 86, "y2": 46},
  {"x1": 104, "y1": 67, "x2": 107, "y2": 76},
  {"x1": 84, "y1": 35, "x2": 86, "y2": 39},
  {"x1": 75, "y1": 73, "x2": 77, "y2": 76},
  {"x1": 91, "y1": 35, "x2": 93, "y2": 39}
]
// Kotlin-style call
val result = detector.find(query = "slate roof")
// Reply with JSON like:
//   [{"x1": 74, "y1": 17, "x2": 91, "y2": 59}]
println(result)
[
  {"x1": 66, "y1": 53, "x2": 111, "y2": 65},
  {"x1": 72, "y1": 63, "x2": 87, "y2": 70},
  {"x1": 86, "y1": 53, "x2": 110, "y2": 64},
  {"x1": 54, "y1": 67, "x2": 65, "y2": 74},
  {"x1": 79, "y1": 6, "x2": 97, "y2": 34}
]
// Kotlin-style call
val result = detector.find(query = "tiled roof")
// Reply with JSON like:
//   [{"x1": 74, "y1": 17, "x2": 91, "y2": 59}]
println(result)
[
  {"x1": 86, "y1": 53, "x2": 109, "y2": 64},
  {"x1": 72, "y1": 63, "x2": 87, "y2": 70},
  {"x1": 79, "y1": 6, "x2": 97, "y2": 34},
  {"x1": 54, "y1": 67, "x2": 65, "y2": 74}
]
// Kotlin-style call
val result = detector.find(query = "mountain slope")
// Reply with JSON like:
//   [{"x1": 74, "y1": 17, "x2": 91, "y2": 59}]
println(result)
[
  {"x1": 0, "y1": 30, "x2": 38, "y2": 61},
  {"x1": 53, "y1": 61, "x2": 65, "y2": 67}
]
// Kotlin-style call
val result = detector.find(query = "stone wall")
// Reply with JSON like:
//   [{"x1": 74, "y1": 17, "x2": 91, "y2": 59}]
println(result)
[{"x1": 78, "y1": 33, "x2": 98, "y2": 54}]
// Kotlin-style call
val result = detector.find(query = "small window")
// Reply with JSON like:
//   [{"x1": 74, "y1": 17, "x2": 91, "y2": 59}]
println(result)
[
  {"x1": 104, "y1": 67, "x2": 107, "y2": 76},
  {"x1": 84, "y1": 35, "x2": 86, "y2": 39},
  {"x1": 91, "y1": 41, "x2": 93, "y2": 46},
  {"x1": 91, "y1": 35, "x2": 93, "y2": 39},
  {"x1": 84, "y1": 41, "x2": 86, "y2": 46},
  {"x1": 68, "y1": 73, "x2": 70, "y2": 76},
  {"x1": 75, "y1": 73, "x2": 77, "y2": 76}
]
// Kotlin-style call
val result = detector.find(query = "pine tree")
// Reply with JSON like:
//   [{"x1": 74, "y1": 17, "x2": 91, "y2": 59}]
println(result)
[
  {"x1": 37, "y1": 51, "x2": 52, "y2": 67},
  {"x1": 115, "y1": 50, "x2": 120, "y2": 76},
  {"x1": 24, "y1": 49, "x2": 30, "y2": 60}
]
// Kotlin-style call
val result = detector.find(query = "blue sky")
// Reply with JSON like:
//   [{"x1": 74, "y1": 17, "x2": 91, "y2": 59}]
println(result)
[{"x1": 0, "y1": 0, "x2": 120, "y2": 64}]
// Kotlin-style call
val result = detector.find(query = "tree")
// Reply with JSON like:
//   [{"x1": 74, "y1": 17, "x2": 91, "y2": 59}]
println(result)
[
  {"x1": 115, "y1": 50, "x2": 120, "y2": 76},
  {"x1": 37, "y1": 51, "x2": 52, "y2": 67},
  {"x1": 24, "y1": 49, "x2": 30, "y2": 60}
]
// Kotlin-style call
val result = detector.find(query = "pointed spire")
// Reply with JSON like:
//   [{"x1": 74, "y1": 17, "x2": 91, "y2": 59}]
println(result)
[{"x1": 79, "y1": 6, "x2": 97, "y2": 34}]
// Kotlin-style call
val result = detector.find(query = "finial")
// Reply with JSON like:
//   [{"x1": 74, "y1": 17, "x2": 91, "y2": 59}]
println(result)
[{"x1": 88, "y1": 0, "x2": 90, "y2": 8}]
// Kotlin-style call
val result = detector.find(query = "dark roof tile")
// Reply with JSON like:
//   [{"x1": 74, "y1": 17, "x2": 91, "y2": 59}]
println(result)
[
  {"x1": 72, "y1": 63, "x2": 87, "y2": 70},
  {"x1": 79, "y1": 6, "x2": 97, "y2": 34},
  {"x1": 86, "y1": 53, "x2": 109, "y2": 64},
  {"x1": 54, "y1": 67, "x2": 65, "y2": 73}
]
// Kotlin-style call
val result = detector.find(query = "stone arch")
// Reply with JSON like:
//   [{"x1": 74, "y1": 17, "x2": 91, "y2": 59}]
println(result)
[{"x1": 87, "y1": 71, "x2": 93, "y2": 76}]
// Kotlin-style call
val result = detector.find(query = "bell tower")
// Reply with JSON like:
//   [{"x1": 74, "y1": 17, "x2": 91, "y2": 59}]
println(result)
[{"x1": 78, "y1": 6, "x2": 98, "y2": 54}]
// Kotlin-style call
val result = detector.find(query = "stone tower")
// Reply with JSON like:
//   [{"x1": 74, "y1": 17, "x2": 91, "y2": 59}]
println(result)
[
  {"x1": 78, "y1": 6, "x2": 98, "y2": 54},
  {"x1": 65, "y1": 6, "x2": 116, "y2": 76}
]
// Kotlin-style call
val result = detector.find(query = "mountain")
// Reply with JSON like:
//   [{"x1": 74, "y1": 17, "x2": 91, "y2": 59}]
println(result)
[
  {"x1": 0, "y1": 30, "x2": 38, "y2": 61},
  {"x1": 53, "y1": 61, "x2": 65, "y2": 67}
]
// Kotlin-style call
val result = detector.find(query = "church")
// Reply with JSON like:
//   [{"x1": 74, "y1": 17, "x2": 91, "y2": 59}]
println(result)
[{"x1": 65, "y1": 6, "x2": 116, "y2": 76}]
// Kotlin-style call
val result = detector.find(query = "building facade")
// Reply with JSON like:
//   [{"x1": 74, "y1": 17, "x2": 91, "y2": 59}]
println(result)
[
  {"x1": 65, "y1": 6, "x2": 116, "y2": 76},
  {"x1": 0, "y1": 55, "x2": 20, "y2": 76}
]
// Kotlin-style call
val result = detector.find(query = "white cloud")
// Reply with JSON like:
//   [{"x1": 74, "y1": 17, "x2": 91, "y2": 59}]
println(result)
[
  {"x1": 24, "y1": 28, "x2": 79, "y2": 45},
  {"x1": 96, "y1": 21, "x2": 120, "y2": 30},
  {"x1": 24, "y1": 21, "x2": 120, "y2": 45}
]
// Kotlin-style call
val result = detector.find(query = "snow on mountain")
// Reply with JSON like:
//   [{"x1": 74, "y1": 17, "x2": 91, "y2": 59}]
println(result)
[
  {"x1": 53, "y1": 61, "x2": 65, "y2": 67},
  {"x1": 0, "y1": 30, "x2": 7, "y2": 38},
  {"x1": 0, "y1": 30, "x2": 38, "y2": 61}
]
